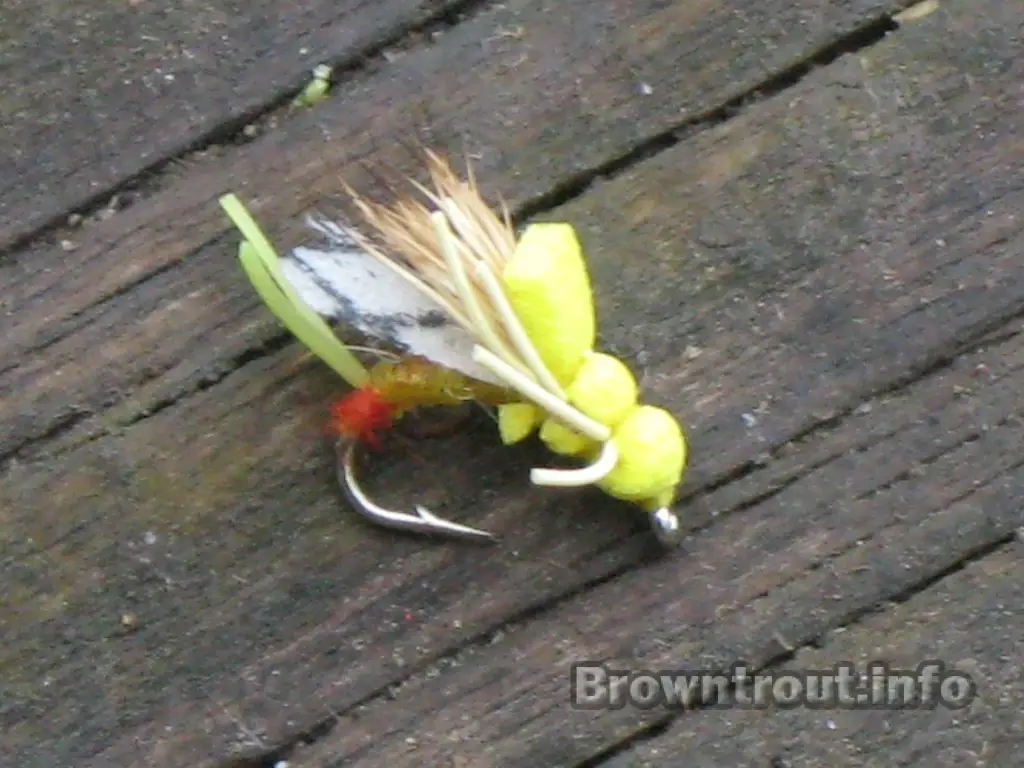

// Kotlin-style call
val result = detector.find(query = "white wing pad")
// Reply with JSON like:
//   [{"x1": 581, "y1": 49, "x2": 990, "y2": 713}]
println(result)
[{"x1": 280, "y1": 216, "x2": 502, "y2": 385}]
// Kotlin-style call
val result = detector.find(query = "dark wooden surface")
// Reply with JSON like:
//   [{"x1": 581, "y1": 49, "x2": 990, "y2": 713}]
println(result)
[
  {"x1": 0, "y1": 0, "x2": 473, "y2": 252},
  {"x1": 601, "y1": 543, "x2": 1024, "y2": 767},
  {"x1": 2, "y1": 0, "x2": 1022, "y2": 766}
]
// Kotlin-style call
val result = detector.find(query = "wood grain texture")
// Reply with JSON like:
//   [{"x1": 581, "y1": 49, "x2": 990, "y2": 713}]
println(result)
[
  {"x1": 0, "y1": 0, "x2": 470, "y2": 251},
  {"x1": 3, "y1": 0, "x2": 1022, "y2": 765},
  {"x1": 600, "y1": 544, "x2": 1024, "y2": 767},
  {"x1": 285, "y1": 320, "x2": 1024, "y2": 766},
  {"x1": 2, "y1": 0, "x2": 911, "y2": 439},
  {"x1": 251, "y1": 1, "x2": 1024, "y2": 764},
  {"x1": 1, "y1": 0, "x2": 911, "y2": 254}
]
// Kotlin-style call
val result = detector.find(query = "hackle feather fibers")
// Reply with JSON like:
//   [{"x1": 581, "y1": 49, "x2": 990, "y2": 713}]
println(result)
[{"x1": 337, "y1": 151, "x2": 525, "y2": 371}]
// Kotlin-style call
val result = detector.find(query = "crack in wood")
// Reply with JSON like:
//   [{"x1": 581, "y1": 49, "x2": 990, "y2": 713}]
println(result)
[
  {"x1": 2, "y1": 9, "x2": 901, "y2": 267},
  {"x1": 0, "y1": 325, "x2": 300, "y2": 469},
  {"x1": 6, "y1": 0, "x2": 1021, "y2": 762},
  {"x1": 741, "y1": 448, "x2": 1024, "y2": 615},
  {"x1": 0, "y1": 0, "x2": 499, "y2": 262},
  {"x1": 514, "y1": 13, "x2": 901, "y2": 222},
  {"x1": 0, "y1": 11, "x2": 919, "y2": 469},
  {"x1": 223, "y1": 528, "x2": 1022, "y2": 768},
  {"x1": 198, "y1": 324, "x2": 1024, "y2": 767}
]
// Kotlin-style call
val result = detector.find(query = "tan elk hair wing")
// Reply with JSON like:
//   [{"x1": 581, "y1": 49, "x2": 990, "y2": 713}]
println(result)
[{"x1": 337, "y1": 152, "x2": 530, "y2": 372}]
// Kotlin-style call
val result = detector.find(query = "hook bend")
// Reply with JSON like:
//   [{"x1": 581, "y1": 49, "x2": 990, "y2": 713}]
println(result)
[{"x1": 336, "y1": 440, "x2": 498, "y2": 543}]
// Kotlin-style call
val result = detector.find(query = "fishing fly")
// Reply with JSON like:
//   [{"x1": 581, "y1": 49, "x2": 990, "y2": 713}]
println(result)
[{"x1": 218, "y1": 152, "x2": 688, "y2": 547}]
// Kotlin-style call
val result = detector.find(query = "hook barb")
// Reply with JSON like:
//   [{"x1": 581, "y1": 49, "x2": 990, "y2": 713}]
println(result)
[{"x1": 336, "y1": 440, "x2": 498, "y2": 543}]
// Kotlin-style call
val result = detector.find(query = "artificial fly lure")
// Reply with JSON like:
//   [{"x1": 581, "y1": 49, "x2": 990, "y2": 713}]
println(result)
[{"x1": 218, "y1": 152, "x2": 688, "y2": 547}]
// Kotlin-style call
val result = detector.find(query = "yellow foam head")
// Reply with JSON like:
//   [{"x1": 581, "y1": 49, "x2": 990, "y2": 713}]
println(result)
[{"x1": 597, "y1": 405, "x2": 687, "y2": 506}]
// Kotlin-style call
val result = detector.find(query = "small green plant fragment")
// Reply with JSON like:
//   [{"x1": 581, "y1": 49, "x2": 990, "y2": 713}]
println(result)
[{"x1": 292, "y1": 64, "x2": 333, "y2": 107}]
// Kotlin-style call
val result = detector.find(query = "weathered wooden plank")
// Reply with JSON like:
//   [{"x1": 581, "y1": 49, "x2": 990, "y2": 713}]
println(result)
[
  {"x1": 0, "y1": 0, "x2": 471, "y2": 252},
  {"x1": 0, "y1": 0, "x2": 911, "y2": 462},
  {"x1": 283, "y1": 291, "x2": 1024, "y2": 767},
  {"x1": 2, "y1": 1, "x2": 1021, "y2": 767},
  {"x1": 187, "y1": 1, "x2": 1024, "y2": 765},
  {"x1": 600, "y1": 543, "x2": 1024, "y2": 768}
]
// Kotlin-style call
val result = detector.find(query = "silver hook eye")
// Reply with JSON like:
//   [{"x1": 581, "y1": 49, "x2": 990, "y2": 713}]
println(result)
[{"x1": 648, "y1": 506, "x2": 684, "y2": 548}]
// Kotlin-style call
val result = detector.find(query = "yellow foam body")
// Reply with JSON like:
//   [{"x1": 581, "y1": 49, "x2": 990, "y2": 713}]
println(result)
[
  {"x1": 501, "y1": 223, "x2": 595, "y2": 385},
  {"x1": 537, "y1": 351, "x2": 637, "y2": 457},
  {"x1": 497, "y1": 221, "x2": 688, "y2": 512}
]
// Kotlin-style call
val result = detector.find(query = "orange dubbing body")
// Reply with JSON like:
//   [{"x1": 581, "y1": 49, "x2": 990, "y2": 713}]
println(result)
[
  {"x1": 366, "y1": 357, "x2": 513, "y2": 411},
  {"x1": 330, "y1": 357, "x2": 514, "y2": 445}
]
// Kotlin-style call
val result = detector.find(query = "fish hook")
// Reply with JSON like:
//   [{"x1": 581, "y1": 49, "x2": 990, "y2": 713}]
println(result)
[
  {"x1": 335, "y1": 440, "x2": 684, "y2": 548},
  {"x1": 335, "y1": 439, "x2": 499, "y2": 543}
]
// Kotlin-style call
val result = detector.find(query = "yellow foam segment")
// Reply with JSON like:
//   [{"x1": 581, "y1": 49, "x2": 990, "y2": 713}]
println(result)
[
  {"x1": 565, "y1": 352, "x2": 638, "y2": 427},
  {"x1": 598, "y1": 406, "x2": 687, "y2": 504},
  {"x1": 538, "y1": 417, "x2": 596, "y2": 457},
  {"x1": 498, "y1": 402, "x2": 541, "y2": 444},
  {"x1": 501, "y1": 223, "x2": 595, "y2": 386}
]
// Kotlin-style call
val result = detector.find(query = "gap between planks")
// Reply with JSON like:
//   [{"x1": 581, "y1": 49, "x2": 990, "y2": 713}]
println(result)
[
  {"x1": 594, "y1": 540, "x2": 1024, "y2": 767},
  {"x1": 1, "y1": 0, "x2": 919, "y2": 388},
  {"x1": 0, "y1": 1, "x2": 904, "y2": 263}
]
